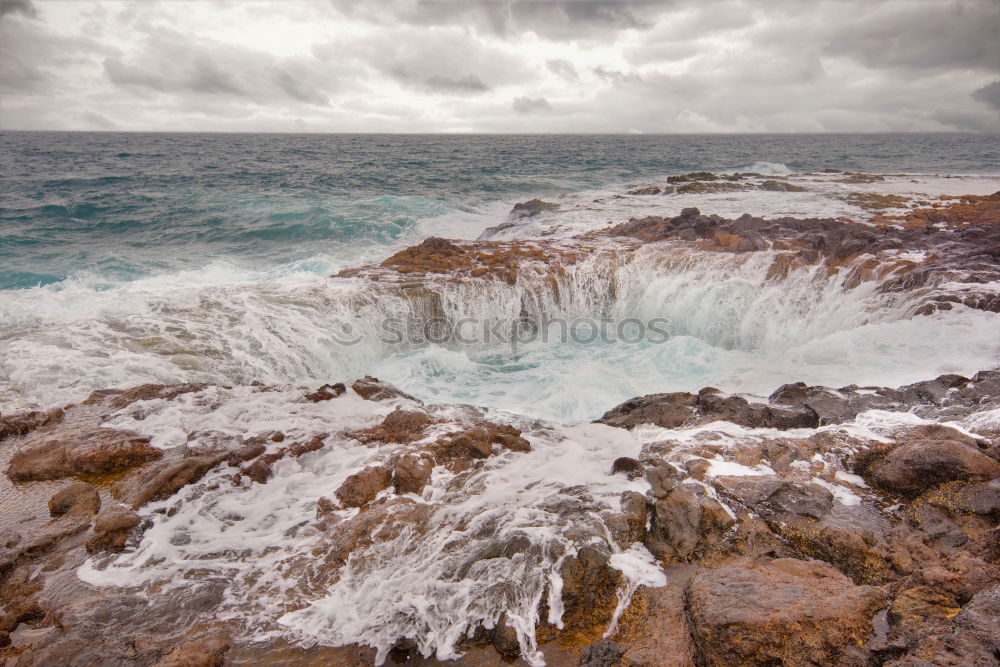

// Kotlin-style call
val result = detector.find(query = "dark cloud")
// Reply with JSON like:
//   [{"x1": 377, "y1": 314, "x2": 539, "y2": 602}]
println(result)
[
  {"x1": 512, "y1": 96, "x2": 551, "y2": 113},
  {"x1": 102, "y1": 29, "x2": 332, "y2": 107},
  {"x1": 330, "y1": 0, "x2": 659, "y2": 41},
  {"x1": 0, "y1": 0, "x2": 36, "y2": 19},
  {"x1": 971, "y1": 80, "x2": 1000, "y2": 111}
]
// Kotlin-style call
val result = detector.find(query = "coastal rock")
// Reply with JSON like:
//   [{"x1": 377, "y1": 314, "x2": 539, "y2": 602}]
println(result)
[
  {"x1": 559, "y1": 544, "x2": 623, "y2": 630},
  {"x1": 0, "y1": 407, "x2": 63, "y2": 441},
  {"x1": 598, "y1": 389, "x2": 817, "y2": 430},
  {"x1": 614, "y1": 565, "x2": 700, "y2": 667},
  {"x1": 111, "y1": 454, "x2": 226, "y2": 508},
  {"x1": 687, "y1": 558, "x2": 886, "y2": 665},
  {"x1": 871, "y1": 439, "x2": 1000, "y2": 497},
  {"x1": 645, "y1": 483, "x2": 735, "y2": 561},
  {"x1": 154, "y1": 630, "x2": 231, "y2": 667},
  {"x1": 305, "y1": 383, "x2": 346, "y2": 402},
  {"x1": 579, "y1": 639, "x2": 627, "y2": 666},
  {"x1": 349, "y1": 408, "x2": 435, "y2": 444},
  {"x1": 510, "y1": 199, "x2": 558, "y2": 218},
  {"x1": 350, "y1": 376, "x2": 418, "y2": 402},
  {"x1": 432, "y1": 421, "x2": 531, "y2": 459},
  {"x1": 392, "y1": 453, "x2": 434, "y2": 494},
  {"x1": 48, "y1": 481, "x2": 101, "y2": 517},
  {"x1": 759, "y1": 179, "x2": 806, "y2": 192},
  {"x1": 6, "y1": 427, "x2": 161, "y2": 481},
  {"x1": 86, "y1": 505, "x2": 142, "y2": 551},
  {"x1": 610, "y1": 456, "x2": 643, "y2": 479},
  {"x1": 335, "y1": 465, "x2": 392, "y2": 507}
]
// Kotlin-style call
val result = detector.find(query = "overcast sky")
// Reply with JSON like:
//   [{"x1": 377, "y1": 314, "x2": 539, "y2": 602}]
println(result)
[{"x1": 1, "y1": 0, "x2": 998, "y2": 133}]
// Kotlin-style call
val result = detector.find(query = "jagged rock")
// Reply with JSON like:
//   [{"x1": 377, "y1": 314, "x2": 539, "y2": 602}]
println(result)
[
  {"x1": 872, "y1": 439, "x2": 1000, "y2": 497},
  {"x1": 560, "y1": 545, "x2": 623, "y2": 630},
  {"x1": 112, "y1": 454, "x2": 226, "y2": 508},
  {"x1": 239, "y1": 435, "x2": 325, "y2": 484},
  {"x1": 0, "y1": 407, "x2": 63, "y2": 441},
  {"x1": 6, "y1": 427, "x2": 161, "y2": 481},
  {"x1": 598, "y1": 392, "x2": 698, "y2": 429},
  {"x1": 392, "y1": 454, "x2": 434, "y2": 494},
  {"x1": 606, "y1": 491, "x2": 648, "y2": 548},
  {"x1": 956, "y1": 479, "x2": 1000, "y2": 518},
  {"x1": 335, "y1": 466, "x2": 392, "y2": 508},
  {"x1": 510, "y1": 199, "x2": 558, "y2": 218},
  {"x1": 667, "y1": 172, "x2": 718, "y2": 183},
  {"x1": 615, "y1": 565, "x2": 700, "y2": 667},
  {"x1": 598, "y1": 389, "x2": 817, "y2": 430},
  {"x1": 687, "y1": 558, "x2": 886, "y2": 665},
  {"x1": 645, "y1": 463, "x2": 682, "y2": 498},
  {"x1": 48, "y1": 481, "x2": 101, "y2": 517},
  {"x1": 627, "y1": 186, "x2": 662, "y2": 196},
  {"x1": 305, "y1": 383, "x2": 346, "y2": 402},
  {"x1": 645, "y1": 483, "x2": 735, "y2": 561},
  {"x1": 349, "y1": 408, "x2": 435, "y2": 444},
  {"x1": 350, "y1": 376, "x2": 418, "y2": 402},
  {"x1": 433, "y1": 422, "x2": 531, "y2": 459},
  {"x1": 86, "y1": 505, "x2": 141, "y2": 552}
]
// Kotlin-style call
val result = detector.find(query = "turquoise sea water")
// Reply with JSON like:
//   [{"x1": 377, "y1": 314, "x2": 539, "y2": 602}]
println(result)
[{"x1": 1, "y1": 132, "x2": 998, "y2": 421}]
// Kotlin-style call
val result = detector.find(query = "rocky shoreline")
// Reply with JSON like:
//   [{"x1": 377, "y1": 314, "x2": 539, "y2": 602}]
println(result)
[{"x1": 2, "y1": 182, "x2": 999, "y2": 666}]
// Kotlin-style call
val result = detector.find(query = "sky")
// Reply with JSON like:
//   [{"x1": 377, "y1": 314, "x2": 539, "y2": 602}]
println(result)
[{"x1": 1, "y1": 0, "x2": 998, "y2": 133}]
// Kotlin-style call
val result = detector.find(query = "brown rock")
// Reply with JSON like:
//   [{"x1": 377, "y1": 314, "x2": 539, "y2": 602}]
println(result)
[
  {"x1": 687, "y1": 558, "x2": 886, "y2": 666},
  {"x1": 154, "y1": 630, "x2": 230, "y2": 667},
  {"x1": 559, "y1": 544, "x2": 622, "y2": 631},
  {"x1": 0, "y1": 407, "x2": 63, "y2": 441},
  {"x1": 392, "y1": 454, "x2": 434, "y2": 494},
  {"x1": 48, "y1": 481, "x2": 101, "y2": 517},
  {"x1": 615, "y1": 565, "x2": 699, "y2": 667},
  {"x1": 6, "y1": 428, "x2": 161, "y2": 481},
  {"x1": 350, "y1": 376, "x2": 418, "y2": 402},
  {"x1": 305, "y1": 383, "x2": 346, "y2": 402},
  {"x1": 873, "y1": 439, "x2": 1000, "y2": 497},
  {"x1": 759, "y1": 179, "x2": 806, "y2": 192},
  {"x1": 86, "y1": 505, "x2": 142, "y2": 552},
  {"x1": 610, "y1": 457, "x2": 643, "y2": 480},
  {"x1": 645, "y1": 484, "x2": 735, "y2": 561},
  {"x1": 349, "y1": 408, "x2": 435, "y2": 444},
  {"x1": 335, "y1": 466, "x2": 392, "y2": 508},
  {"x1": 598, "y1": 392, "x2": 698, "y2": 429},
  {"x1": 112, "y1": 454, "x2": 225, "y2": 508}
]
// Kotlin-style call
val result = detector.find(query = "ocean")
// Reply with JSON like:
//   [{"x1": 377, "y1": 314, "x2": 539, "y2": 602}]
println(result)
[{"x1": 2, "y1": 132, "x2": 999, "y2": 421}]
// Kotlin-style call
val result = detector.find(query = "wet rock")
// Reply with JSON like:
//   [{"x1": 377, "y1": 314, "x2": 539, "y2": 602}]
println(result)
[
  {"x1": 676, "y1": 181, "x2": 746, "y2": 194},
  {"x1": 86, "y1": 505, "x2": 142, "y2": 552},
  {"x1": 335, "y1": 465, "x2": 392, "y2": 508},
  {"x1": 667, "y1": 172, "x2": 718, "y2": 183},
  {"x1": 606, "y1": 491, "x2": 648, "y2": 548},
  {"x1": 645, "y1": 484, "x2": 735, "y2": 561},
  {"x1": 598, "y1": 392, "x2": 698, "y2": 429},
  {"x1": 645, "y1": 463, "x2": 681, "y2": 498},
  {"x1": 759, "y1": 179, "x2": 806, "y2": 192},
  {"x1": 112, "y1": 454, "x2": 226, "y2": 508},
  {"x1": 560, "y1": 545, "x2": 623, "y2": 630},
  {"x1": 579, "y1": 639, "x2": 626, "y2": 666},
  {"x1": 434, "y1": 422, "x2": 531, "y2": 459},
  {"x1": 6, "y1": 427, "x2": 161, "y2": 481},
  {"x1": 956, "y1": 479, "x2": 1000, "y2": 518},
  {"x1": 350, "y1": 376, "x2": 418, "y2": 402},
  {"x1": 614, "y1": 565, "x2": 699, "y2": 667},
  {"x1": 48, "y1": 481, "x2": 101, "y2": 517},
  {"x1": 349, "y1": 408, "x2": 435, "y2": 444},
  {"x1": 491, "y1": 614, "x2": 520, "y2": 657},
  {"x1": 239, "y1": 435, "x2": 325, "y2": 484},
  {"x1": 510, "y1": 199, "x2": 559, "y2": 218},
  {"x1": 627, "y1": 186, "x2": 662, "y2": 196},
  {"x1": 0, "y1": 407, "x2": 63, "y2": 441},
  {"x1": 687, "y1": 558, "x2": 886, "y2": 665},
  {"x1": 610, "y1": 457, "x2": 643, "y2": 480},
  {"x1": 305, "y1": 383, "x2": 346, "y2": 402},
  {"x1": 392, "y1": 454, "x2": 434, "y2": 494},
  {"x1": 872, "y1": 439, "x2": 1000, "y2": 497},
  {"x1": 154, "y1": 629, "x2": 231, "y2": 667}
]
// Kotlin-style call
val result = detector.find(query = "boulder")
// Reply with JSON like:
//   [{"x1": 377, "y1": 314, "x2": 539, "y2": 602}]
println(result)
[
  {"x1": 759, "y1": 179, "x2": 806, "y2": 192},
  {"x1": 872, "y1": 439, "x2": 1000, "y2": 497},
  {"x1": 0, "y1": 407, "x2": 63, "y2": 441},
  {"x1": 305, "y1": 383, "x2": 346, "y2": 402},
  {"x1": 86, "y1": 505, "x2": 142, "y2": 552},
  {"x1": 598, "y1": 392, "x2": 698, "y2": 429},
  {"x1": 610, "y1": 457, "x2": 643, "y2": 480},
  {"x1": 579, "y1": 639, "x2": 627, "y2": 666},
  {"x1": 687, "y1": 558, "x2": 886, "y2": 665},
  {"x1": 392, "y1": 454, "x2": 434, "y2": 494},
  {"x1": 335, "y1": 466, "x2": 392, "y2": 508},
  {"x1": 645, "y1": 484, "x2": 735, "y2": 561},
  {"x1": 350, "y1": 376, "x2": 418, "y2": 402},
  {"x1": 510, "y1": 199, "x2": 558, "y2": 218},
  {"x1": 48, "y1": 481, "x2": 101, "y2": 517},
  {"x1": 7, "y1": 428, "x2": 161, "y2": 481}
]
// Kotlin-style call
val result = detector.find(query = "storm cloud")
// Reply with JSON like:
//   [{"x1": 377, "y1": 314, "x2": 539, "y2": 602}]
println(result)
[{"x1": 1, "y1": 0, "x2": 997, "y2": 133}]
